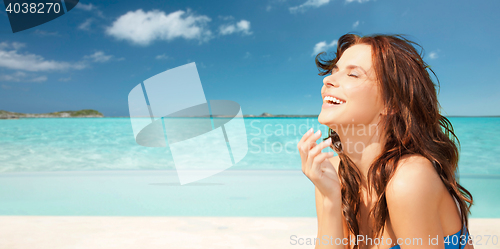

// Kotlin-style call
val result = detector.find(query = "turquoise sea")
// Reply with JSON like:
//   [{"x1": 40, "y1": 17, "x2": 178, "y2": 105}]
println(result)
[{"x1": 0, "y1": 117, "x2": 499, "y2": 218}]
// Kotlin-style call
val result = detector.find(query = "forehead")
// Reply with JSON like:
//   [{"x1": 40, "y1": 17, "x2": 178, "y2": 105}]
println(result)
[{"x1": 336, "y1": 44, "x2": 373, "y2": 70}]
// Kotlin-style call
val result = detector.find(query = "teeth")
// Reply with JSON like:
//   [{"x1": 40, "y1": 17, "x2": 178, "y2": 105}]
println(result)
[{"x1": 323, "y1": 96, "x2": 345, "y2": 104}]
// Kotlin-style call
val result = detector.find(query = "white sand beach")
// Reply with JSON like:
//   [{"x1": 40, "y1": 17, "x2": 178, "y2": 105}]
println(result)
[
  {"x1": 1, "y1": 171, "x2": 498, "y2": 248},
  {"x1": 0, "y1": 216, "x2": 498, "y2": 249}
]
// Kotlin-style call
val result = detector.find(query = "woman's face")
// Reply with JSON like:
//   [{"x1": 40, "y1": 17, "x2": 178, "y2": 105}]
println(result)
[{"x1": 318, "y1": 44, "x2": 385, "y2": 129}]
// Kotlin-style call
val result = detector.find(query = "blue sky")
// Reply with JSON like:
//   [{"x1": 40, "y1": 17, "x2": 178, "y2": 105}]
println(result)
[{"x1": 0, "y1": 0, "x2": 499, "y2": 116}]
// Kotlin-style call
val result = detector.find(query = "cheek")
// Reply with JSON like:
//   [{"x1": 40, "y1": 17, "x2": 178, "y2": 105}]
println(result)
[{"x1": 345, "y1": 83, "x2": 384, "y2": 115}]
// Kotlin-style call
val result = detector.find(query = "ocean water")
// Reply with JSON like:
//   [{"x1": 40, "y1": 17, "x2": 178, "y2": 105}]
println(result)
[
  {"x1": 0, "y1": 117, "x2": 499, "y2": 218},
  {"x1": 1, "y1": 117, "x2": 499, "y2": 174}
]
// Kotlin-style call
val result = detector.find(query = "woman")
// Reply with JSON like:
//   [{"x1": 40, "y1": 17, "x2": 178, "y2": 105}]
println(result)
[{"x1": 298, "y1": 33, "x2": 474, "y2": 249}]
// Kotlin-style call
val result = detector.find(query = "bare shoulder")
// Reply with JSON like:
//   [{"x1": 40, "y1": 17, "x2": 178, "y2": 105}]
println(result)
[{"x1": 386, "y1": 154, "x2": 445, "y2": 209}]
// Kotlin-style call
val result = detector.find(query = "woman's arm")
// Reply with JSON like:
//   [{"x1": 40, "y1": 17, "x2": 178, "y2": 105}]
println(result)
[
  {"x1": 316, "y1": 186, "x2": 324, "y2": 238},
  {"x1": 298, "y1": 128, "x2": 345, "y2": 249},
  {"x1": 316, "y1": 191, "x2": 346, "y2": 249}
]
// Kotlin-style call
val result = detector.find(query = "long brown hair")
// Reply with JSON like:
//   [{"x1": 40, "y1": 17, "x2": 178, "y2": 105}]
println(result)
[{"x1": 316, "y1": 33, "x2": 473, "y2": 248}]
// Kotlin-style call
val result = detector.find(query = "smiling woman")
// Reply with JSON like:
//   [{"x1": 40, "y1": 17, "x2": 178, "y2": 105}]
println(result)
[{"x1": 298, "y1": 33, "x2": 474, "y2": 249}]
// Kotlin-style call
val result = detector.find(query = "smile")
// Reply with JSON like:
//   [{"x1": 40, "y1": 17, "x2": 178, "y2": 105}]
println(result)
[{"x1": 323, "y1": 95, "x2": 346, "y2": 105}]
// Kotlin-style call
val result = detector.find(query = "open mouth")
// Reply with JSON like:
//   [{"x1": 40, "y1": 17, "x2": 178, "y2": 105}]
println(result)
[{"x1": 323, "y1": 96, "x2": 346, "y2": 105}]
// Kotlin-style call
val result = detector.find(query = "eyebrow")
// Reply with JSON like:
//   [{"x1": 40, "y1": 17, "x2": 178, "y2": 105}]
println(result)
[{"x1": 331, "y1": 64, "x2": 367, "y2": 74}]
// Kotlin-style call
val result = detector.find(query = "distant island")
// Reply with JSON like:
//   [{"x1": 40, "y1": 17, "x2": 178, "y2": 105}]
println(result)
[
  {"x1": 1, "y1": 110, "x2": 497, "y2": 119},
  {"x1": 168, "y1": 112, "x2": 318, "y2": 118},
  {"x1": 0, "y1": 109, "x2": 104, "y2": 119},
  {"x1": 241, "y1": 112, "x2": 318, "y2": 118},
  {"x1": 110, "y1": 112, "x2": 318, "y2": 118},
  {"x1": 0, "y1": 110, "x2": 317, "y2": 119}
]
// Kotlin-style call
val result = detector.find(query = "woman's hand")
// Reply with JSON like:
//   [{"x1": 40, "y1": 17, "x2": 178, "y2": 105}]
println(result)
[{"x1": 298, "y1": 128, "x2": 341, "y2": 202}]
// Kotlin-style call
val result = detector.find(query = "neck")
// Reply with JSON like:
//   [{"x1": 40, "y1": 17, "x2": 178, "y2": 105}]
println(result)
[{"x1": 333, "y1": 121, "x2": 385, "y2": 189}]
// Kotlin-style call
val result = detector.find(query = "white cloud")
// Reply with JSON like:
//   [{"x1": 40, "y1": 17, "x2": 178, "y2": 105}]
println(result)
[
  {"x1": 58, "y1": 77, "x2": 72, "y2": 82},
  {"x1": 76, "y1": 3, "x2": 95, "y2": 11},
  {"x1": 12, "y1": 42, "x2": 25, "y2": 50},
  {"x1": 243, "y1": 52, "x2": 251, "y2": 59},
  {"x1": 236, "y1": 20, "x2": 251, "y2": 34},
  {"x1": 0, "y1": 41, "x2": 25, "y2": 50},
  {"x1": 219, "y1": 20, "x2": 252, "y2": 36},
  {"x1": 312, "y1": 39, "x2": 338, "y2": 56},
  {"x1": 0, "y1": 43, "x2": 120, "y2": 81},
  {"x1": 0, "y1": 71, "x2": 26, "y2": 81},
  {"x1": 105, "y1": 9, "x2": 212, "y2": 46},
  {"x1": 428, "y1": 49, "x2": 440, "y2": 60},
  {"x1": 76, "y1": 3, "x2": 104, "y2": 18},
  {"x1": 352, "y1": 20, "x2": 359, "y2": 28},
  {"x1": 219, "y1": 25, "x2": 236, "y2": 35},
  {"x1": 267, "y1": 0, "x2": 289, "y2": 12},
  {"x1": 1, "y1": 84, "x2": 11, "y2": 89},
  {"x1": 218, "y1": 15, "x2": 234, "y2": 20},
  {"x1": 155, "y1": 54, "x2": 170, "y2": 60},
  {"x1": 0, "y1": 71, "x2": 47, "y2": 82},
  {"x1": 84, "y1": 51, "x2": 114, "y2": 63},
  {"x1": 30, "y1": 75, "x2": 48, "y2": 82},
  {"x1": 345, "y1": 0, "x2": 370, "y2": 3},
  {"x1": 33, "y1": 30, "x2": 59, "y2": 36},
  {"x1": 289, "y1": 0, "x2": 330, "y2": 13},
  {"x1": 0, "y1": 42, "x2": 86, "y2": 72},
  {"x1": 78, "y1": 18, "x2": 93, "y2": 30}
]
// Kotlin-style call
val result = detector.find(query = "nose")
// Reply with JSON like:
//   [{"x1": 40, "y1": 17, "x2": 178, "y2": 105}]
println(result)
[{"x1": 323, "y1": 74, "x2": 339, "y2": 88}]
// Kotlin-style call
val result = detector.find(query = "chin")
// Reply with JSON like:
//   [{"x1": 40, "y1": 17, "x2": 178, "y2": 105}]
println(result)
[
  {"x1": 319, "y1": 109, "x2": 364, "y2": 129},
  {"x1": 318, "y1": 109, "x2": 343, "y2": 127},
  {"x1": 317, "y1": 111, "x2": 328, "y2": 126}
]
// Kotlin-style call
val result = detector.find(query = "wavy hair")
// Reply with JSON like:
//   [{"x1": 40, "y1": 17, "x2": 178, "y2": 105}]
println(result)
[{"x1": 316, "y1": 33, "x2": 473, "y2": 249}]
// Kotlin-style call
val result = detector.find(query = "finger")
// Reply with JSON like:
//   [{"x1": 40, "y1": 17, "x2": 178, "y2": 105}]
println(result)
[
  {"x1": 306, "y1": 137, "x2": 331, "y2": 173},
  {"x1": 307, "y1": 151, "x2": 334, "y2": 182},
  {"x1": 299, "y1": 129, "x2": 317, "y2": 168},
  {"x1": 312, "y1": 152, "x2": 335, "y2": 176},
  {"x1": 297, "y1": 127, "x2": 314, "y2": 148},
  {"x1": 305, "y1": 129, "x2": 322, "y2": 148},
  {"x1": 321, "y1": 162, "x2": 337, "y2": 177},
  {"x1": 307, "y1": 136, "x2": 332, "y2": 163},
  {"x1": 302, "y1": 130, "x2": 323, "y2": 174},
  {"x1": 298, "y1": 128, "x2": 314, "y2": 166},
  {"x1": 301, "y1": 129, "x2": 322, "y2": 160},
  {"x1": 320, "y1": 157, "x2": 336, "y2": 172},
  {"x1": 305, "y1": 137, "x2": 331, "y2": 174},
  {"x1": 298, "y1": 129, "x2": 314, "y2": 155}
]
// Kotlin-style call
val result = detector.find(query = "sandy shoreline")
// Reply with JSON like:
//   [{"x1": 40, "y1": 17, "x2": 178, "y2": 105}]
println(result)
[{"x1": 0, "y1": 216, "x2": 498, "y2": 249}]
